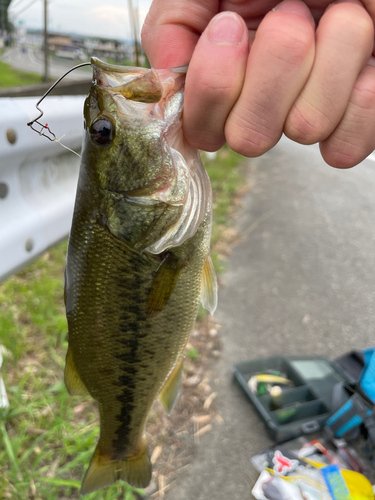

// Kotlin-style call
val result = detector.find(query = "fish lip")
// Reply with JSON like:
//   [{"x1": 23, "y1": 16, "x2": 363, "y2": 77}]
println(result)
[
  {"x1": 91, "y1": 57, "x2": 189, "y2": 75},
  {"x1": 90, "y1": 57, "x2": 148, "y2": 89},
  {"x1": 90, "y1": 57, "x2": 145, "y2": 74}
]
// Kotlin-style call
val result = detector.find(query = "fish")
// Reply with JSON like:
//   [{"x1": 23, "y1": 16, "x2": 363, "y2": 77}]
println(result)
[{"x1": 64, "y1": 57, "x2": 217, "y2": 495}]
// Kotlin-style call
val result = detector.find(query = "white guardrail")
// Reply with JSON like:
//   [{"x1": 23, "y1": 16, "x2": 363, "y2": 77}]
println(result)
[{"x1": 0, "y1": 96, "x2": 85, "y2": 283}]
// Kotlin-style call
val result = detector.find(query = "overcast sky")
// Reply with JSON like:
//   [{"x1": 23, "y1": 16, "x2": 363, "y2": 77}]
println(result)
[{"x1": 8, "y1": 0, "x2": 153, "y2": 40}]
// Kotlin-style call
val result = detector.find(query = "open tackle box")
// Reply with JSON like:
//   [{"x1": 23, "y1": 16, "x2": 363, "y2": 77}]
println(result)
[{"x1": 233, "y1": 355, "x2": 353, "y2": 443}]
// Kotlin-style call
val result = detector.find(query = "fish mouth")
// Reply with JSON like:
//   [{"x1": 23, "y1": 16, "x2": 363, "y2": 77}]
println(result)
[
  {"x1": 90, "y1": 58, "x2": 186, "y2": 105},
  {"x1": 91, "y1": 57, "x2": 162, "y2": 104}
]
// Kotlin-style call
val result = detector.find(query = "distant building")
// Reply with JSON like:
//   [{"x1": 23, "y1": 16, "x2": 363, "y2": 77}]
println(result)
[
  {"x1": 84, "y1": 38, "x2": 130, "y2": 63},
  {"x1": 48, "y1": 34, "x2": 86, "y2": 61},
  {"x1": 25, "y1": 29, "x2": 140, "y2": 65}
]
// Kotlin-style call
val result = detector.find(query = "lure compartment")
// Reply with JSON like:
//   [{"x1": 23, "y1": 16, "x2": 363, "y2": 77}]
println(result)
[{"x1": 233, "y1": 355, "x2": 349, "y2": 442}]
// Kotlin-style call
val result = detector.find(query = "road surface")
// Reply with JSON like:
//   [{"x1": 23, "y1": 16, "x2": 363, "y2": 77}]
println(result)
[
  {"x1": 166, "y1": 137, "x2": 375, "y2": 499},
  {"x1": 1, "y1": 46, "x2": 90, "y2": 81}
]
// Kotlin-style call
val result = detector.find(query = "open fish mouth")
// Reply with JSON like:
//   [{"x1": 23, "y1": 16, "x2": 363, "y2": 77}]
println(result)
[
  {"x1": 91, "y1": 57, "x2": 187, "y2": 105},
  {"x1": 92, "y1": 60, "x2": 161, "y2": 104}
]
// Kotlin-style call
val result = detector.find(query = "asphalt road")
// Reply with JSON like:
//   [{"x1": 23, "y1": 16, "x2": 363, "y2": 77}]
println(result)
[
  {"x1": 166, "y1": 137, "x2": 375, "y2": 499},
  {"x1": 1, "y1": 47, "x2": 90, "y2": 81}
]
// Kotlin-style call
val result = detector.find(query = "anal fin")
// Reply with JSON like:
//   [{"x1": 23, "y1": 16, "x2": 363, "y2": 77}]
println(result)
[
  {"x1": 159, "y1": 356, "x2": 183, "y2": 414},
  {"x1": 64, "y1": 346, "x2": 90, "y2": 397},
  {"x1": 200, "y1": 254, "x2": 218, "y2": 314},
  {"x1": 147, "y1": 252, "x2": 185, "y2": 317}
]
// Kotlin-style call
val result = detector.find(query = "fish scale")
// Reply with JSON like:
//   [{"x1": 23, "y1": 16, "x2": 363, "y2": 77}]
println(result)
[{"x1": 64, "y1": 58, "x2": 217, "y2": 494}]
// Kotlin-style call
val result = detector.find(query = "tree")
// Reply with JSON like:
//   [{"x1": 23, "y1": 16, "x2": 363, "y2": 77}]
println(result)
[{"x1": 0, "y1": 0, "x2": 13, "y2": 36}]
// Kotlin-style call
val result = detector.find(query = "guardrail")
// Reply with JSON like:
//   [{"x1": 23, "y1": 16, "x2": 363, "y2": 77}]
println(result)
[
  {"x1": 0, "y1": 79, "x2": 92, "y2": 98},
  {"x1": 0, "y1": 96, "x2": 85, "y2": 283}
]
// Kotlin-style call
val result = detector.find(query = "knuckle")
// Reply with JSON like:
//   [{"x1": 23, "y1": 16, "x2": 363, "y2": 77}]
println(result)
[
  {"x1": 321, "y1": 128, "x2": 375, "y2": 169},
  {"x1": 321, "y1": 141, "x2": 362, "y2": 169},
  {"x1": 141, "y1": 15, "x2": 158, "y2": 53},
  {"x1": 332, "y1": 5, "x2": 373, "y2": 35},
  {"x1": 225, "y1": 115, "x2": 277, "y2": 157},
  {"x1": 186, "y1": 130, "x2": 225, "y2": 152},
  {"x1": 140, "y1": 25, "x2": 151, "y2": 49},
  {"x1": 141, "y1": 9, "x2": 157, "y2": 41},
  {"x1": 285, "y1": 103, "x2": 334, "y2": 144},
  {"x1": 198, "y1": 76, "x2": 236, "y2": 100},
  {"x1": 323, "y1": 5, "x2": 374, "y2": 53},
  {"x1": 261, "y1": 19, "x2": 313, "y2": 67},
  {"x1": 353, "y1": 68, "x2": 375, "y2": 108}
]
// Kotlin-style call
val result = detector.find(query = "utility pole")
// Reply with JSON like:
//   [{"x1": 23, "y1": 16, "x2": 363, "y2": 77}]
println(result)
[
  {"x1": 127, "y1": 0, "x2": 139, "y2": 66},
  {"x1": 43, "y1": 0, "x2": 48, "y2": 82},
  {"x1": 134, "y1": 4, "x2": 140, "y2": 66},
  {"x1": 1, "y1": 0, "x2": 5, "y2": 39}
]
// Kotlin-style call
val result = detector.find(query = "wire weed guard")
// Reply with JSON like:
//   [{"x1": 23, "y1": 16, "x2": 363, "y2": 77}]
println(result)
[{"x1": 27, "y1": 62, "x2": 91, "y2": 145}]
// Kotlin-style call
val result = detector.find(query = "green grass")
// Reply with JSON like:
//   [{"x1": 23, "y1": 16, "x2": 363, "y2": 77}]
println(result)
[
  {"x1": 202, "y1": 146, "x2": 245, "y2": 272},
  {"x1": 186, "y1": 348, "x2": 200, "y2": 361},
  {"x1": 0, "y1": 60, "x2": 42, "y2": 87},
  {"x1": 0, "y1": 245, "x2": 145, "y2": 500},
  {"x1": 0, "y1": 145, "x2": 245, "y2": 499}
]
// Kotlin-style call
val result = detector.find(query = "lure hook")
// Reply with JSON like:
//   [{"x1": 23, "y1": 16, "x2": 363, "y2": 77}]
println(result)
[{"x1": 27, "y1": 61, "x2": 92, "y2": 141}]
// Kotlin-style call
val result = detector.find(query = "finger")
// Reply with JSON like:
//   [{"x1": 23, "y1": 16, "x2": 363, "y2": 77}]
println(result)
[
  {"x1": 182, "y1": 12, "x2": 249, "y2": 151},
  {"x1": 285, "y1": 0, "x2": 374, "y2": 144},
  {"x1": 224, "y1": 0, "x2": 315, "y2": 157},
  {"x1": 319, "y1": 59, "x2": 375, "y2": 168},
  {"x1": 141, "y1": 0, "x2": 217, "y2": 68}
]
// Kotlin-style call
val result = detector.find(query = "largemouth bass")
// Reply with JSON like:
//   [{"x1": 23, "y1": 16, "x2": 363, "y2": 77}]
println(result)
[{"x1": 64, "y1": 58, "x2": 217, "y2": 495}]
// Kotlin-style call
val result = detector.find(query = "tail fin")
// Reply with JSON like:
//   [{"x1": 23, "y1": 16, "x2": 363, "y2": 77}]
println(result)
[{"x1": 80, "y1": 440, "x2": 151, "y2": 495}]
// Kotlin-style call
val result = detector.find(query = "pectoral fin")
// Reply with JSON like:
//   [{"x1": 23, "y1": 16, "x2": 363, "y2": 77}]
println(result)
[
  {"x1": 147, "y1": 253, "x2": 185, "y2": 317},
  {"x1": 200, "y1": 254, "x2": 218, "y2": 315},
  {"x1": 64, "y1": 346, "x2": 90, "y2": 397},
  {"x1": 159, "y1": 356, "x2": 183, "y2": 414}
]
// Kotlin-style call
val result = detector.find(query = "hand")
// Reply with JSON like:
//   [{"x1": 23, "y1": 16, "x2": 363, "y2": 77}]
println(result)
[{"x1": 141, "y1": 0, "x2": 375, "y2": 168}]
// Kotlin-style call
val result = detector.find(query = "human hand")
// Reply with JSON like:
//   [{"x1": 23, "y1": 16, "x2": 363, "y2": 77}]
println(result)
[{"x1": 141, "y1": 0, "x2": 375, "y2": 168}]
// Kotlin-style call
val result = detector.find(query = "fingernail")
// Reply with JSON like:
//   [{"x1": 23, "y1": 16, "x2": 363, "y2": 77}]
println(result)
[
  {"x1": 273, "y1": 0, "x2": 313, "y2": 19},
  {"x1": 208, "y1": 12, "x2": 244, "y2": 45}
]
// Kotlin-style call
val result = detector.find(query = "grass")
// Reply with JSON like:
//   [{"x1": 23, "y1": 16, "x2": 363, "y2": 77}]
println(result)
[
  {"x1": 186, "y1": 348, "x2": 200, "y2": 361},
  {"x1": 0, "y1": 60, "x2": 42, "y2": 88},
  {"x1": 0, "y1": 145, "x2": 246, "y2": 499},
  {"x1": 202, "y1": 146, "x2": 245, "y2": 272}
]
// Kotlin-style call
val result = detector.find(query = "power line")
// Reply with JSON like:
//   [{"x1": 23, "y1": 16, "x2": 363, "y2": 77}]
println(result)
[
  {"x1": 9, "y1": 0, "x2": 31, "y2": 10},
  {"x1": 10, "y1": 0, "x2": 40, "y2": 18}
]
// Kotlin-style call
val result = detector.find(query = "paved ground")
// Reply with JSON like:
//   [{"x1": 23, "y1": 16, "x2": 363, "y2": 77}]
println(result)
[
  {"x1": 1, "y1": 47, "x2": 90, "y2": 81},
  {"x1": 166, "y1": 137, "x2": 375, "y2": 499}
]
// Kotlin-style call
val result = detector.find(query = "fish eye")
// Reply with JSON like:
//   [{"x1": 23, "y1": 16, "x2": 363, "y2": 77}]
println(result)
[{"x1": 90, "y1": 117, "x2": 114, "y2": 145}]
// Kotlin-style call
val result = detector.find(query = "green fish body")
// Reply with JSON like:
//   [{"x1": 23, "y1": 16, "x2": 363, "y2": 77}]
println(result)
[{"x1": 64, "y1": 59, "x2": 217, "y2": 495}]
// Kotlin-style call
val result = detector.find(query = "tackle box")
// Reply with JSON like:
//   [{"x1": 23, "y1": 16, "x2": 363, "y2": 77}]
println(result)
[{"x1": 233, "y1": 355, "x2": 353, "y2": 443}]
